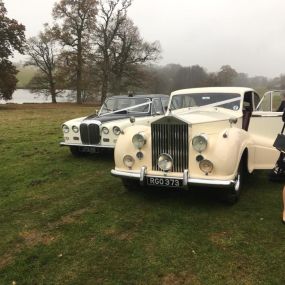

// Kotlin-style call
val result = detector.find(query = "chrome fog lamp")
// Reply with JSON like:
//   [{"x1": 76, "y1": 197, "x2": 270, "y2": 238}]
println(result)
[
  {"x1": 132, "y1": 133, "x2": 146, "y2": 149},
  {"x1": 62, "y1": 124, "x2": 70, "y2": 133},
  {"x1": 199, "y1": 159, "x2": 213, "y2": 174},
  {"x1": 113, "y1": 126, "x2": 121, "y2": 136},
  {"x1": 102, "y1": 127, "x2": 109, "y2": 134},
  {"x1": 123, "y1": 155, "x2": 135, "y2": 168},
  {"x1": 72, "y1": 125, "x2": 79, "y2": 133},
  {"x1": 158, "y1": 153, "x2": 173, "y2": 171},
  {"x1": 192, "y1": 134, "x2": 208, "y2": 152}
]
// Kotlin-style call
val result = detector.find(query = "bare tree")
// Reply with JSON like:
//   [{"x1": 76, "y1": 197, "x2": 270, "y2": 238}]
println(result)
[
  {"x1": 92, "y1": 0, "x2": 131, "y2": 103},
  {"x1": 110, "y1": 18, "x2": 161, "y2": 94},
  {"x1": 25, "y1": 25, "x2": 60, "y2": 103},
  {"x1": 53, "y1": 0, "x2": 98, "y2": 104}
]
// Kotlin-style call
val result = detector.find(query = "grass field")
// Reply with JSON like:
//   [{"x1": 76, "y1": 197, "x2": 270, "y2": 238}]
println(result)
[{"x1": 0, "y1": 103, "x2": 284, "y2": 285}]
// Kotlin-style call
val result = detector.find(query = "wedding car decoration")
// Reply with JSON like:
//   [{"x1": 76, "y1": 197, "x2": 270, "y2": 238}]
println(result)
[
  {"x1": 60, "y1": 94, "x2": 169, "y2": 156},
  {"x1": 111, "y1": 87, "x2": 284, "y2": 204}
]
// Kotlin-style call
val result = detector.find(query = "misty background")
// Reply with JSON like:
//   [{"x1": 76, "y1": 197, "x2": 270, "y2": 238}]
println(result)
[{"x1": 3, "y1": 0, "x2": 285, "y2": 103}]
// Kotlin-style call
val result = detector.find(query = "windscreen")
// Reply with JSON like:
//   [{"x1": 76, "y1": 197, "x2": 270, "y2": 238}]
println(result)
[
  {"x1": 170, "y1": 93, "x2": 241, "y2": 111},
  {"x1": 100, "y1": 97, "x2": 151, "y2": 115}
]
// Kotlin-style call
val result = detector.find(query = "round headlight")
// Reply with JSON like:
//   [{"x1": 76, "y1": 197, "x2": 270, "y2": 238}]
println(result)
[
  {"x1": 113, "y1": 126, "x2": 121, "y2": 136},
  {"x1": 62, "y1": 124, "x2": 69, "y2": 133},
  {"x1": 199, "y1": 159, "x2": 213, "y2": 174},
  {"x1": 102, "y1": 127, "x2": 109, "y2": 134},
  {"x1": 132, "y1": 133, "x2": 146, "y2": 149},
  {"x1": 158, "y1": 153, "x2": 173, "y2": 171},
  {"x1": 72, "y1": 125, "x2": 79, "y2": 133},
  {"x1": 192, "y1": 135, "x2": 208, "y2": 152},
  {"x1": 123, "y1": 155, "x2": 135, "y2": 168}
]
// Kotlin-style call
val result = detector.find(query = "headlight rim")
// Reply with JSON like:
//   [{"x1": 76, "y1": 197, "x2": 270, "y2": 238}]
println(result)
[
  {"x1": 132, "y1": 133, "x2": 146, "y2": 149},
  {"x1": 192, "y1": 134, "x2": 208, "y2": 153},
  {"x1": 113, "y1": 126, "x2": 121, "y2": 136},
  {"x1": 72, "y1": 125, "x2": 79, "y2": 133},
  {"x1": 199, "y1": 159, "x2": 214, "y2": 174},
  {"x1": 102, "y1": 126, "x2": 109, "y2": 135},
  {"x1": 123, "y1": 155, "x2": 135, "y2": 168},
  {"x1": 157, "y1": 153, "x2": 173, "y2": 172},
  {"x1": 62, "y1": 124, "x2": 70, "y2": 134}
]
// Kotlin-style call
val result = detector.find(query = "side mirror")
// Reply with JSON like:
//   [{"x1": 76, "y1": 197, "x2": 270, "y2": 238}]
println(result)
[{"x1": 130, "y1": 116, "x2": 135, "y2": 123}]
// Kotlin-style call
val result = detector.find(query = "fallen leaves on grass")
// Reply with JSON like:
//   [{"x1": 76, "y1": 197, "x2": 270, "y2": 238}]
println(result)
[
  {"x1": 19, "y1": 229, "x2": 56, "y2": 247},
  {"x1": 161, "y1": 271, "x2": 201, "y2": 285}
]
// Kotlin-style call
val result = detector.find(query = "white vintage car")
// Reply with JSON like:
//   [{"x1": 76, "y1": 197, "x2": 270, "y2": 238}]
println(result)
[
  {"x1": 60, "y1": 94, "x2": 169, "y2": 156},
  {"x1": 111, "y1": 87, "x2": 284, "y2": 203}
]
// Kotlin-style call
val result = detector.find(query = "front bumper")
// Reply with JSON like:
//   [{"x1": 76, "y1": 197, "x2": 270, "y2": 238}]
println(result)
[
  {"x1": 60, "y1": 142, "x2": 114, "y2": 149},
  {"x1": 111, "y1": 167, "x2": 236, "y2": 188}
]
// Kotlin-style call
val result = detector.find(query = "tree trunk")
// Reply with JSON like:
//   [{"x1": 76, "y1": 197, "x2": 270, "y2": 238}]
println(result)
[
  {"x1": 76, "y1": 38, "x2": 83, "y2": 104},
  {"x1": 101, "y1": 74, "x2": 108, "y2": 104},
  {"x1": 101, "y1": 57, "x2": 110, "y2": 104},
  {"x1": 49, "y1": 73, "x2": 57, "y2": 103}
]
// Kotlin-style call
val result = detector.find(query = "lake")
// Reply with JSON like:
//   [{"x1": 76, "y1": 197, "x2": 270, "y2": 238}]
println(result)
[{"x1": 0, "y1": 89, "x2": 76, "y2": 104}]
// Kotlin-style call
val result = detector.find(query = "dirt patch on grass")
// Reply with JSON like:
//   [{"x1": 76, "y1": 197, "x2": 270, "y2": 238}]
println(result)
[
  {"x1": 209, "y1": 231, "x2": 233, "y2": 249},
  {"x1": 20, "y1": 229, "x2": 56, "y2": 247},
  {"x1": 104, "y1": 228, "x2": 134, "y2": 241},
  {"x1": 49, "y1": 208, "x2": 90, "y2": 229},
  {"x1": 161, "y1": 272, "x2": 201, "y2": 285},
  {"x1": 0, "y1": 229, "x2": 56, "y2": 270},
  {"x1": 0, "y1": 251, "x2": 19, "y2": 270}
]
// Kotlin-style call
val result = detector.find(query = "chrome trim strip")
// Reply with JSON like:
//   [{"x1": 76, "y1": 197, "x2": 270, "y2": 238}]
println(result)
[
  {"x1": 111, "y1": 169, "x2": 235, "y2": 187},
  {"x1": 188, "y1": 178, "x2": 235, "y2": 186},
  {"x1": 111, "y1": 169, "x2": 140, "y2": 179},
  {"x1": 59, "y1": 142, "x2": 114, "y2": 149}
]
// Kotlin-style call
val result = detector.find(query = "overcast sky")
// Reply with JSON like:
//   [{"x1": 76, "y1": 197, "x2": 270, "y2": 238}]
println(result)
[{"x1": 5, "y1": 0, "x2": 285, "y2": 78}]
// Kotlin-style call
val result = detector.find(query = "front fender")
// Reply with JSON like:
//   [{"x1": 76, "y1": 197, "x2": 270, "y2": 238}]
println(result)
[
  {"x1": 114, "y1": 125, "x2": 152, "y2": 170},
  {"x1": 191, "y1": 128, "x2": 252, "y2": 179}
]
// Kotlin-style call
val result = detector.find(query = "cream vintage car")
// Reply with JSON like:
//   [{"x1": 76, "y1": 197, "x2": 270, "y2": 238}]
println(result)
[
  {"x1": 111, "y1": 87, "x2": 284, "y2": 203},
  {"x1": 60, "y1": 94, "x2": 169, "y2": 156}
]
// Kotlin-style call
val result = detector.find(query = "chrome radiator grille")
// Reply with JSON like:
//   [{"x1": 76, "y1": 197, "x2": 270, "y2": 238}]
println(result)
[
  {"x1": 151, "y1": 122, "x2": 189, "y2": 172},
  {"x1": 80, "y1": 123, "x2": 100, "y2": 145}
]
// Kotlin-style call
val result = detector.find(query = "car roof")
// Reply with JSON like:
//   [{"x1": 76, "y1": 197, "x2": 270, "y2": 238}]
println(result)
[
  {"x1": 106, "y1": 94, "x2": 169, "y2": 100},
  {"x1": 171, "y1": 87, "x2": 255, "y2": 96}
]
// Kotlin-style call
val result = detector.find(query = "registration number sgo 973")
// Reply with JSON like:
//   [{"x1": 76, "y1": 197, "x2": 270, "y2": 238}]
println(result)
[{"x1": 147, "y1": 177, "x2": 182, "y2": 187}]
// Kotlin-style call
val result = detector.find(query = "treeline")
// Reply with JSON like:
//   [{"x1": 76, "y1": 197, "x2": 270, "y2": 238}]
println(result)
[
  {"x1": 1, "y1": 0, "x2": 285, "y2": 104},
  {"x1": 25, "y1": 0, "x2": 160, "y2": 104},
  {"x1": 143, "y1": 64, "x2": 285, "y2": 96}
]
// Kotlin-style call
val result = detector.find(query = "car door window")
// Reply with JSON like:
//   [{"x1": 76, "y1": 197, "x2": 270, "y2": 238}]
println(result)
[
  {"x1": 152, "y1": 99, "x2": 164, "y2": 115},
  {"x1": 257, "y1": 92, "x2": 271, "y2": 111},
  {"x1": 253, "y1": 92, "x2": 260, "y2": 110}
]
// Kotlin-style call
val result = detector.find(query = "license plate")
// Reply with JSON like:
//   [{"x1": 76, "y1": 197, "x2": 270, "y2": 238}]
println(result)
[{"x1": 147, "y1": 177, "x2": 182, "y2": 187}]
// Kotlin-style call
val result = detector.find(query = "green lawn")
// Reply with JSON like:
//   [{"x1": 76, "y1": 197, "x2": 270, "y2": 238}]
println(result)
[{"x1": 0, "y1": 104, "x2": 284, "y2": 285}]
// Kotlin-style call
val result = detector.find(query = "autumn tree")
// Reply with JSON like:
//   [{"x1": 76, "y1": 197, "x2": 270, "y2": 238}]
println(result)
[
  {"x1": 25, "y1": 25, "x2": 60, "y2": 103},
  {"x1": 53, "y1": 0, "x2": 98, "y2": 104},
  {"x1": 0, "y1": 1, "x2": 25, "y2": 100}
]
